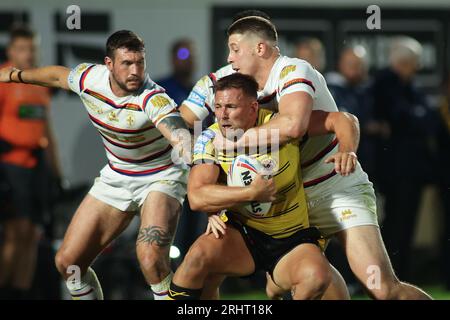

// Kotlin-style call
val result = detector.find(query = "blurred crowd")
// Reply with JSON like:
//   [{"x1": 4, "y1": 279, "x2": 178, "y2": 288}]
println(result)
[
  {"x1": 0, "y1": 24, "x2": 449, "y2": 299},
  {"x1": 297, "y1": 36, "x2": 450, "y2": 293}
]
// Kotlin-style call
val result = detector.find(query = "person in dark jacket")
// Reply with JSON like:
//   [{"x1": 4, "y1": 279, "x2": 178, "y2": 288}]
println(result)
[{"x1": 373, "y1": 36, "x2": 437, "y2": 281}]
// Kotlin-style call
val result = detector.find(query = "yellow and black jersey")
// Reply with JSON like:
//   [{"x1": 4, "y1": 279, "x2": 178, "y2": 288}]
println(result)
[{"x1": 192, "y1": 108, "x2": 309, "y2": 239}]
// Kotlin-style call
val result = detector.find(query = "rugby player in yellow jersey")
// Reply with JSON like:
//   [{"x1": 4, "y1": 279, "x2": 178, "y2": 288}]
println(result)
[{"x1": 168, "y1": 73, "x2": 333, "y2": 300}]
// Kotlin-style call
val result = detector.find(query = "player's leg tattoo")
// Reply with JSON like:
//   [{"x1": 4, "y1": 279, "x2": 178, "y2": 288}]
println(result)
[{"x1": 136, "y1": 225, "x2": 172, "y2": 247}]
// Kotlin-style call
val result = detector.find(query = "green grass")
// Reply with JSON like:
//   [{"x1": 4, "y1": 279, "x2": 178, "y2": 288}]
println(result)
[{"x1": 221, "y1": 285, "x2": 450, "y2": 300}]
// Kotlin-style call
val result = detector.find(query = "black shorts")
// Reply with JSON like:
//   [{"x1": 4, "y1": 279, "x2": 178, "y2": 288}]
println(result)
[
  {"x1": 0, "y1": 162, "x2": 48, "y2": 224},
  {"x1": 229, "y1": 220, "x2": 322, "y2": 279}
]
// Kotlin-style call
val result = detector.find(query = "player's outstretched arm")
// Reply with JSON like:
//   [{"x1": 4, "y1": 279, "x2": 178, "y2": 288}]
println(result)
[
  {"x1": 308, "y1": 110, "x2": 360, "y2": 176},
  {"x1": 0, "y1": 66, "x2": 71, "y2": 90},
  {"x1": 188, "y1": 164, "x2": 276, "y2": 213}
]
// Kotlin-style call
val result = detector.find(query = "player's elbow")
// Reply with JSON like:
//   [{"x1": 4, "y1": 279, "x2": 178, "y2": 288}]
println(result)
[
  {"x1": 287, "y1": 122, "x2": 308, "y2": 140},
  {"x1": 187, "y1": 189, "x2": 205, "y2": 212},
  {"x1": 343, "y1": 112, "x2": 360, "y2": 127}
]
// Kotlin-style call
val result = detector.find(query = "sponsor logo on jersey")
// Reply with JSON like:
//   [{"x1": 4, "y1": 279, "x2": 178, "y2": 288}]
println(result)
[
  {"x1": 76, "y1": 63, "x2": 90, "y2": 75},
  {"x1": 339, "y1": 209, "x2": 357, "y2": 221},
  {"x1": 150, "y1": 95, "x2": 170, "y2": 108},
  {"x1": 193, "y1": 129, "x2": 215, "y2": 154},
  {"x1": 187, "y1": 89, "x2": 207, "y2": 108},
  {"x1": 81, "y1": 96, "x2": 103, "y2": 114},
  {"x1": 280, "y1": 65, "x2": 296, "y2": 79}
]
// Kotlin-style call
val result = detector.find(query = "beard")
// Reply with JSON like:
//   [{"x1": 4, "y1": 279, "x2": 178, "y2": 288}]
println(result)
[{"x1": 112, "y1": 74, "x2": 144, "y2": 94}]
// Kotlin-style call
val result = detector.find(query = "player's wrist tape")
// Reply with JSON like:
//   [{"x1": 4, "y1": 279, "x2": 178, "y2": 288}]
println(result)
[
  {"x1": 8, "y1": 69, "x2": 16, "y2": 82},
  {"x1": 17, "y1": 70, "x2": 25, "y2": 83}
]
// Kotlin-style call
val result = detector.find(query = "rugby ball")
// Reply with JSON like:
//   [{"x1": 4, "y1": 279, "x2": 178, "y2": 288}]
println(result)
[{"x1": 227, "y1": 155, "x2": 272, "y2": 216}]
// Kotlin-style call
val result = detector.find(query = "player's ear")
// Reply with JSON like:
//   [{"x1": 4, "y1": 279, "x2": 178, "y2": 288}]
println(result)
[
  {"x1": 104, "y1": 56, "x2": 113, "y2": 71},
  {"x1": 250, "y1": 100, "x2": 259, "y2": 114},
  {"x1": 256, "y1": 42, "x2": 265, "y2": 56}
]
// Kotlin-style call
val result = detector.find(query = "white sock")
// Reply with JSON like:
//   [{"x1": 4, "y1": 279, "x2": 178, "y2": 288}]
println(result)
[
  {"x1": 66, "y1": 267, "x2": 104, "y2": 300},
  {"x1": 150, "y1": 271, "x2": 173, "y2": 300}
]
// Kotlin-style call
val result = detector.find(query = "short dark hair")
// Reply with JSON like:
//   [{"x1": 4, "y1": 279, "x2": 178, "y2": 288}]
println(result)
[
  {"x1": 106, "y1": 30, "x2": 145, "y2": 59},
  {"x1": 228, "y1": 16, "x2": 277, "y2": 44},
  {"x1": 214, "y1": 73, "x2": 258, "y2": 99},
  {"x1": 8, "y1": 25, "x2": 35, "y2": 46},
  {"x1": 232, "y1": 10, "x2": 271, "y2": 22}
]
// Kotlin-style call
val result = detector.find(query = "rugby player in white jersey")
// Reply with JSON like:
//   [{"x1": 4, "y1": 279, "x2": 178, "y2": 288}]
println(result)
[
  {"x1": 0, "y1": 30, "x2": 190, "y2": 300},
  {"x1": 179, "y1": 15, "x2": 431, "y2": 299}
]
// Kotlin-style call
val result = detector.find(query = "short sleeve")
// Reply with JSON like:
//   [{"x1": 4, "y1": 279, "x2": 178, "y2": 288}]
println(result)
[
  {"x1": 67, "y1": 63, "x2": 95, "y2": 95},
  {"x1": 278, "y1": 60, "x2": 320, "y2": 99},
  {"x1": 192, "y1": 128, "x2": 217, "y2": 164},
  {"x1": 182, "y1": 75, "x2": 215, "y2": 121},
  {"x1": 142, "y1": 91, "x2": 179, "y2": 126}
]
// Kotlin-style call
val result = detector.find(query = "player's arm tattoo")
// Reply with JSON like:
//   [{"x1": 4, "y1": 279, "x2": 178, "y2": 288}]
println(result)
[
  {"x1": 158, "y1": 115, "x2": 189, "y2": 133},
  {"x1": 136, "y1": 225, "x2": 172, "y2": 247},
  {"x1": 158, "y1": 115, "x2": 194, "y2": 165}
]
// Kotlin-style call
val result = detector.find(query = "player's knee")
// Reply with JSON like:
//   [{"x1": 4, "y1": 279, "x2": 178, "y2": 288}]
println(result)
[
  {"x1": 55, "y1": 248, "x2": 77, "y2": 276},
  {"x1": 292, "y1": 262, "x2": 331, "y2": 298},
  {"x1": 137, "y1": 247, "x2": 168, "y2": 273},
  {"x1": 183, "y1": 242, "x2": 216, "y2": 275}
]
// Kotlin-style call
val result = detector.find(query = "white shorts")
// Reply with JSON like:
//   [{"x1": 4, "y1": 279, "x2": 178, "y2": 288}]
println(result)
[
  {"x1": 89, "y1": 164, "x2": 188, "y2": 212},
  {"x1": 308, "y1": 183, "x2": 378, "y2": 239}
]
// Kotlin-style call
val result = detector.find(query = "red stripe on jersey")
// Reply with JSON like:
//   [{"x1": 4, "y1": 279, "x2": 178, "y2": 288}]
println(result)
[
  {"x1": 281, "y1": 78, "x2": 315, "y2": 93},
  {"x1": 104, "y1": 144, "x2": 172, "y2": 163},
  {"x1": 79, "y1": 65, "x2": 95, "y2": 92},
  {"x1": 301, "y1": 138, "x2": 338, "y2": 168},
  {"x1": 142, "y1": 89, "x2": 166, "y2": 112},
  {"x1": 99, "y1": 132, "x2": 165, "y2": 149},
  {"x1": 303, "y1": 170, "x2": 337, "y2": 188},
  {"x1": 208, "y1": 72, "x2": 217, "y2": 84},
  {"x1": 108, "y1": 162, "x2": 174, "y2": 176},
  {"x1": 258, "y1": 91, "x2": 276, "y2": 104},
  {"x1": 89, "y1": 114, "x2": 154, "y2": 133},
  {"x1": 84, "y1": 89, "x2": 142, "y2": 111}
]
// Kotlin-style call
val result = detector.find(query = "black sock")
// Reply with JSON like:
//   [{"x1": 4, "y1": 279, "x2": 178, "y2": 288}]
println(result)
[{"x1": 168, "y1": 282, "x2": 202, "y2": 300}]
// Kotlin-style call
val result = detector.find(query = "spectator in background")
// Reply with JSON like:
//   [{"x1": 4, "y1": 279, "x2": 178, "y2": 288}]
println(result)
[
  {"x1": 372, "y1": 36, "x2": 437, "y2": 281},
  {"x1": 0, "y1": 26, "x2": 62, "y2": 299},
  {"x1": 156, "y1": 39, "x2": 207, "y2": 266},
  {"x1": 326, "y1": 45, "x2": 386, "y2": 180},
  {"x1": 294, "y1": 37, "x2": 326, "y2": 72},
  {"x1": 157, "y1": 39, "x2": 196, "y2": 106},
  {"x1": 437, "y1": 72, "x2": 450, "y2": 291}
]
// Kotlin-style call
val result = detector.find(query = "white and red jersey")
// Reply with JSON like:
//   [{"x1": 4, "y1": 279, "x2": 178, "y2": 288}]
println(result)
[
  {"x1": 183, "y1": 56, "x2": 370, "y2": 199},
  {"x1": 68, "y1": 63, "x2": 179, "y2": 176}
]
